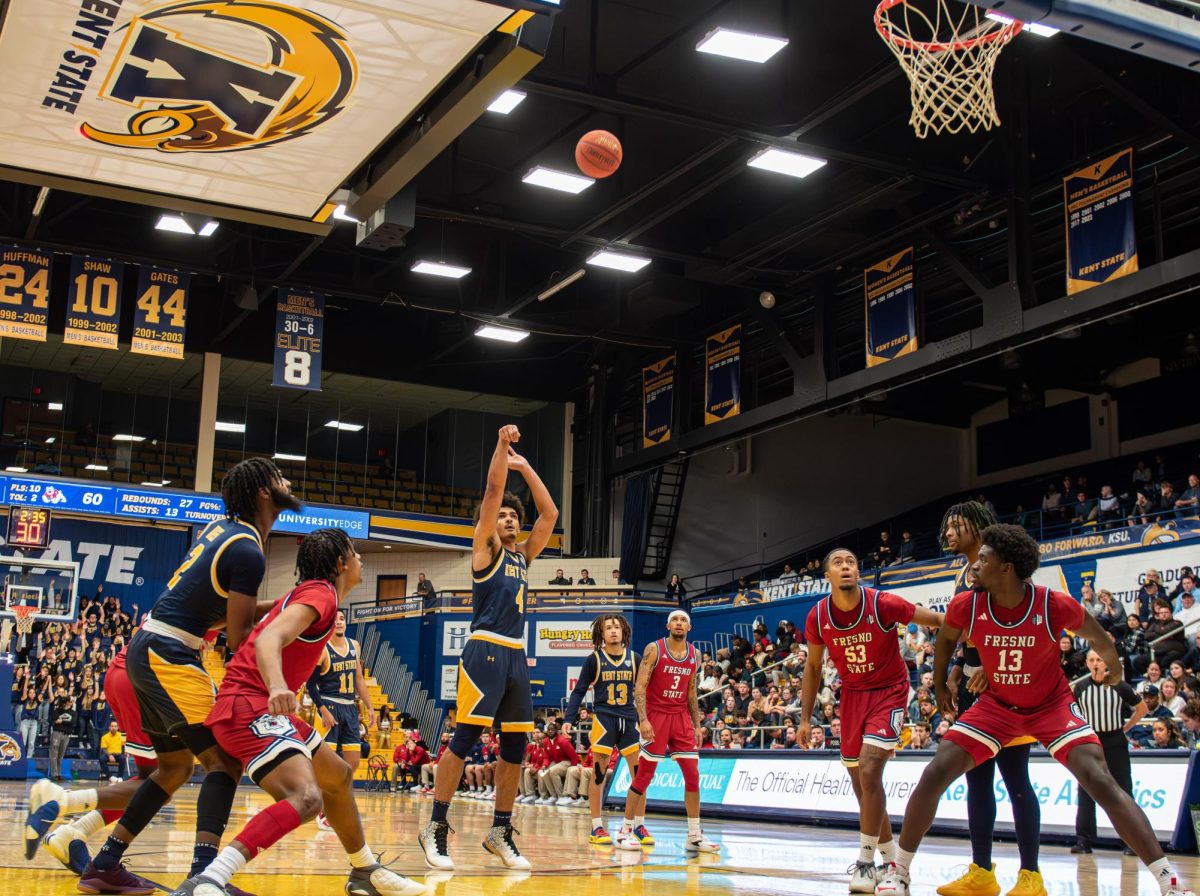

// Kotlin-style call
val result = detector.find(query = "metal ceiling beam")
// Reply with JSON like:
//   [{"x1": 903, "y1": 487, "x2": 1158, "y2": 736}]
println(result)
[{"x1": 919, "y1": 226, "x2": 992, "y2": 301}]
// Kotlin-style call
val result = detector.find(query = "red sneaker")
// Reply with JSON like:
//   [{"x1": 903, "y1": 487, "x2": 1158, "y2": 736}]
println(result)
[{"x1": 77, "y1": 861, "x2": 158, "y2": 894}]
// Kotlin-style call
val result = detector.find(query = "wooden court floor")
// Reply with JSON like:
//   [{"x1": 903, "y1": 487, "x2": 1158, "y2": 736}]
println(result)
[{"x1": 1, "y1": 781, "x2": 1194, "y2": 896}]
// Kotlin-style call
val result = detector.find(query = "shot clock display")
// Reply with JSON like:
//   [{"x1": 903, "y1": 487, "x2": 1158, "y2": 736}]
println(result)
[{"x1": 7, "y1": 506, "x2": 51, "y2": 548}]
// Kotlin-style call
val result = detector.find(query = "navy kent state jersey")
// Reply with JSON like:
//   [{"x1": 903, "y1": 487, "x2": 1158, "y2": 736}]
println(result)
[
  {"x1": 315, "y1": 638, "x2": 360, "y2": 704},
  {"x1": 587, "y1": 649, "x2": 639, "y2": 721},
  {"x1": 150, "y1": 518, "x2": 266, "y2": 638},
  {"x1": 471, "y1": 546, "x2": 528, "y2": 643}
]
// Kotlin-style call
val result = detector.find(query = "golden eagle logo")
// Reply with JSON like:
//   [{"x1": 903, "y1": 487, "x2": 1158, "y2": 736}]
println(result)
[
  {"x1": 0, "y1": 733, "x2": 22, "y2": 765},
  {"x1": 1140, "y1": 524, "x2": 1180, "y2": 546},
  {"x1": 83, "y1": 1, "x2": 356, "y2": 153}
]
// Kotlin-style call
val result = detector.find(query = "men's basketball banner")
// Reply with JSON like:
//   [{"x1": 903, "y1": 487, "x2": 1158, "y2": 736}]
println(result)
[
  {"x1": 131, "y1": 266, "x2": 189, "y2": 359},
  {"x1": 273, "y1": 287, "x2": 324, "y2": 391},
  {"x1": 0, "y1": 246, "x2": 52, "y2": 342},
  {"x1": 1063, "y1": 148, "x2": 1137, "y2": 295},
  {"x1": 0, "y1": 0, "x2": 514, "y2": 220},
  {"x1": 643, "y1": 355, "x2": 675, "y2": 449},
  {"x1": 864, "y1": 247, "x2": 917, "y2": 367},
  {"x1": 65, "y1": 255, "x2": 123, "y2": 349},
  {"x1": 705, "y1": 325, "x2": 742, "y2": 425}
]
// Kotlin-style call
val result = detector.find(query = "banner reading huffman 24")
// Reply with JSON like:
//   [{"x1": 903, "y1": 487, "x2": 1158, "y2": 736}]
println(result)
[{"x1": 0, "y1": 0, "x2": 511, "y2": 219}]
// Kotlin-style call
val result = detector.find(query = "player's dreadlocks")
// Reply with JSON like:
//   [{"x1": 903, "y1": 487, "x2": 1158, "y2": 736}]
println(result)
[
  {"x1": 591, "y1": 613, "x2": 631, "y2": 649},
  {"x1": 296, "y1": 528, "x2": 354, "y2": 584},
  {"x1": 938, "y1": 500, "x2": 997, "y2": 552},
  {"x1": 473, "y1": 491, "x2": 525, "y2": 527},
  {"x1": 221, "y1": 457, "x2": 281, "y2": 522},
  {"x1": 980, "y1": 523, "x2": 1041, "y2": 581}
]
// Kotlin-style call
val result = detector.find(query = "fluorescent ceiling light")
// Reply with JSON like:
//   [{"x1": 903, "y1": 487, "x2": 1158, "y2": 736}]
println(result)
[
  {"x1": 44, "y1": 437, "x2": 55, "y2": 444},
  {"x1": 85, "y1": 463, "x2": 108, "y2": 471},
  {"x1": 140, "y1": 480, "x2": 171, "y2": 487},
  {"x1": 487, "y1": 89, "x2": 526, "y2": 114},
  {"x1": 538, "y1": 268, "x2": 586, "y2": 302},
  {"x1": 273, "y1": 452, "x2": 307, "y2": 462},
  {"x1": 587, "y1": 250, "x2": 652, "y2": 273},
  {"x1": 5, "y1": 466, "x2": 28, "y2": 473},
  {"x1": 747, "y1": 147, "x2": 827, "y2": 178},
  {"x1": 325, "y1": 420, "x2": 365, "y2": 432},
  {"x1": 155, "y1": 214, "x2": 194, "y2": 235},
  {"x1": 215, "y1": 421, "x2": 246, "y2": 433},
  {"x1": 522, "y1": 166, "x2": 594, "y2": 194},
  {"x1": 48, "y1": 402, "x2": 63, "y2": 411},
  {"x1": 475, "y1": 325, "x2": 530, "y2": 343},
  {"x1": 198, "y1": 221, "x2": 219, "y2": 237},
  {"x1": 333, "y1": 204, "x2": 360, "y2": 223},
  {"x1": 986, "y1": 11, "x2": 1058, "y2": 35},
  {"x1": 112, "y1": 434, "x2": 146, "y2": 443},
  {"x1": 412, "y1": 261, "x2": 472, "y2": 279},
  {"x1": 696, "y1": 27, "x2": 788, "y2": 63}
]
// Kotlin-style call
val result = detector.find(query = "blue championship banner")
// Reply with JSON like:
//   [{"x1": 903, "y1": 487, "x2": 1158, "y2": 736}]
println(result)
[
  {"x1": 1063, "y1": 147, "x2": 1137, "y2": 296},
  {"x1": 65, "y1": 255, "x2": 123, "y2": 349},
  {"x1": 0, "y1": 246, "x2": 52, "y2": 342},
  {"x1": 864, "y1": 247, "x2": 917, "y2": 367},
  {"x1": 642, "y1": 354, "x2": 675, "y2": 449},
  {"x1": 273, "y1": 287, "x2": 324, "y2": 391},
  {"x1": 131, "y1": 266, "x2": 189, "y2": 359},
  {"x1": 705, "y1": 325, "x2": 741, "y2": 425}
]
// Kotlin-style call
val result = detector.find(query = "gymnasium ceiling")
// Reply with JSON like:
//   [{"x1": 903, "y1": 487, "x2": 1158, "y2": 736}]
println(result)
[{"x1": 2, "y1": 0, "x2": 1200, "y2": 432}]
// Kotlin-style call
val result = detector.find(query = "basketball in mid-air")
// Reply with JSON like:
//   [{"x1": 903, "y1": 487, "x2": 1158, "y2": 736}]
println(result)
[{"x1": 575, "y1": 130, "x2": 622, "y2": 178}]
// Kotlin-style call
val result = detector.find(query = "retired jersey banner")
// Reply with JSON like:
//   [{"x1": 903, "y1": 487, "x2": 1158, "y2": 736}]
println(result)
[
  {"x1": 65, "y1": 255, "x2": 123, "y2": 349},
  {"x1": 131, "y1": 266, "x2": 188, "y2": 359},
  {"x1": 1064, "y1": 148, "x2": 1137, "y2": 295},
  {"x1": 273, "y1": 287, "x2": 324, "y2": 391},
  {"x1": 0, "y1": 246, "x2": 52, "y2": 342},
  {"x1": 864, "y1": 247, "x2": 917, "y2": 368},
  {"x1": 643, "y1": 355, "x2": 675, "y2": 449},
  {"x1": 705, "y1": 325, "x2": 742, "y2": 425}
]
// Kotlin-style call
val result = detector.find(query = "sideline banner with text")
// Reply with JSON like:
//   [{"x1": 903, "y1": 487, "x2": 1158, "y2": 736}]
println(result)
[{"x1": 1064, "y1": 148, "x2": 1137, "y2": 295}]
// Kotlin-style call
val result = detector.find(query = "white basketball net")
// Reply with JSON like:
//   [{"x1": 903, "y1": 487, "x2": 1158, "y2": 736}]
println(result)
[
  {"x1": 876, "y1": 0, "x2": 1022, "y2": 138},
  {"x1": 13, "y1": 606, "x2": 36, "y2": 635}
]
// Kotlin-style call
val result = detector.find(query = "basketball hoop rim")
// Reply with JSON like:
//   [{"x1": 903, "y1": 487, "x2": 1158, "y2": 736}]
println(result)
[
  {"x1": 12, "y1": 604, "x2": 36, "y2": 632},
  {"x1": 874, "y1": 0, "x2": 1023, "y2": 53}
]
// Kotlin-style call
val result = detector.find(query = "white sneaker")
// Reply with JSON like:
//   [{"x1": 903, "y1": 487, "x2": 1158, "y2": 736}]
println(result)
[
  {"x1": 43, "y1": 823, "x2": 90, "y2": 874},
  {"x1": 518, "y1": 794, "x2": 535, "y2": 804},
  {"x1": 849, "y1": 861, "x2": 878, "y2": 893},
  {"x1": 419, "y1": 820, "x2": 454, "y2": 870},
  {"x1": 482, "y1": 824, "x2": 531, "y2": 870},
  {"x1": 346, "y1": 862, "x2": 428, "y2": 896},
  {"x1": 685, "y1": 831, "x2": 720, "y2": 854},
  {"x1": 316, "y1": 812, "x2": 333, "y2": 831},
  {"x1": 555, "y1": 796, "x2": 574, "y2": 806},
  {"x1": 483, "y1": 790, "x2": 495, "y2": 801},
  {"x1": 614, "y1": 827, "x2": 642, "y2": 852},
  {"x1": 1164, "y1": 879, "x2": 1196, "y2": 896},
  {"x1": 875, "y1": 865, "x2": 910, "y2": 896}
]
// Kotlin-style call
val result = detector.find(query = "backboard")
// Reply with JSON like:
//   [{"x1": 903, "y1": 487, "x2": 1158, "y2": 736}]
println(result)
[{"x1": 0, "y1": 556, "x2": 81, "y2": 623}]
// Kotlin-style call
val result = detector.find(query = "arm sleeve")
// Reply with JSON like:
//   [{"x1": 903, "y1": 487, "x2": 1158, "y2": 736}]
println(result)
[
  {"x1": 220, "y1": 538, "x2": 266, "y2": 597},
  {"x1": 304, "y1": 669, "x2": 326, "y2": 709},
  {"x1": 1115, "y1": 681, "x2": 1139, "y2": 706},
  {"x1": 564, "y1": 653, "x2": 599, "y2": 722},
  {"x1": 1049, "y1": 590, "x2": 1086, "y2": 633},
  {"x1": 877, "y1": 591, "x2": 917, "y2": 627}
]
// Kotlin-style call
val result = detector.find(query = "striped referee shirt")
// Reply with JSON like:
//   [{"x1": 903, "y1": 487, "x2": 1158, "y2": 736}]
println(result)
[{"x1": 1073, "y1": 677, "x2": 1140, "y2": 733}]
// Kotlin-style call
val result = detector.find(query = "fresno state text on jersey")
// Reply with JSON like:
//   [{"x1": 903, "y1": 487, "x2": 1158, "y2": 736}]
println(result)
[
  {"x1": 645, "y1": 639, "x2": 697, "y2": 713},
  {"x1": 804, "y1": 586, "x2": 916, "y2": 690}
]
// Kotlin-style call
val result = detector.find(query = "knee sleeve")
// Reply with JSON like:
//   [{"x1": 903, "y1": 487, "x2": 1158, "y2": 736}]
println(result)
[
  {"x1": 196, "y1": 770, "x2": 239, "y2": 839},
  {"x1": 448, "y1": 723, "x2": 484, "y2": 760},
  {"x1": 593, "y1": 756, "x2": 608, "y2": 786},
  {"x1": 498, "y1": 732, "x2": 525, "y2": 764},
  {"x1": 678, "y1": 756, "x2": 699, "y2": 792},
  {"x1": 631, "y1": 757, "x2": 657, "y2": 793}
]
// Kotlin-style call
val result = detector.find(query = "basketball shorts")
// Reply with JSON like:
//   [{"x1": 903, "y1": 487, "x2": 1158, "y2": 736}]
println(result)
[
  {"x1": 105, "y1": 663, "x2": 157, "y2": 765},
  {"x1": 323, "y1": 701, "x2": 362, "y2": 750},
  {"x1": 125, "y1": 630, "x2": 218, "y2": 755},
  {"x1": 839, "y1": 677, "x2": 910, "y2": 768},
  {"x1": 590, "y1": 711, "x2": 640, "y2": 758},
  {"x1": 958, "y1": 681, "x2": 1036, "y2": 750},
  {"x1": 455, "y1": 639, "x2": 534, "y2": 733},
  {"x1": 208, "y1": 693, "x2": 323, "y2": 785},
  {"x1": 640, "y1": 712, "x2": 697, "y2": 761},
  {"x1": 945, "y1": 690, "x2": 1099, "y2": 766}
]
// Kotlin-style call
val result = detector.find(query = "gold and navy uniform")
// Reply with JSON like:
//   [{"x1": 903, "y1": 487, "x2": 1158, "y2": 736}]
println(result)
[
  {"x1": 311, "y1": 638, "x2": 362, "y2": 750},
  {"x1": 455, "y1": 546, "x2": 533, "y2": 732},
  {"x1": 565, "y1": 648, "x2": 641, "y2": 757},
  {"x1": 126, "y1": 518, "x2": 265, "y2": 753}
]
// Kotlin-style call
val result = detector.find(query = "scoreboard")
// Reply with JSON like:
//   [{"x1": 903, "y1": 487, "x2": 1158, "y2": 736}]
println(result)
[{"x1": 6, "y1": 506, "x2": 50, "y2": 548}]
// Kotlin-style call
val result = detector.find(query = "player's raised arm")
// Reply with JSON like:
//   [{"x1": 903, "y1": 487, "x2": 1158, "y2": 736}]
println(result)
[
  {"x1": 634, "y1": 641, "x2": 658, "y2": 741},
  {"x1": 254, "y1": 602, "x2": 321, "y2": 716},
  {"x1": 473, "y1": 425, "x2": 520, "y2": 567},
  {"x1": 507, "y1": 449, "x2": 559, "y2": 564}
]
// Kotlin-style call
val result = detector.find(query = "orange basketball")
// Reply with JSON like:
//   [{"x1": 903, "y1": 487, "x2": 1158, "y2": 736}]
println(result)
[{"x1": 575, "y1": 130, "x2": 622, "y2": 179}]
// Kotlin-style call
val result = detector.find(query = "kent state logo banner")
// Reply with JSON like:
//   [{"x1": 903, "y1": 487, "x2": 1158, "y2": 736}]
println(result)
[
  {"x1": 704, "y1": 325, "x2": 741, "y2": 426},
  {"x1": 864, "y1": 247, "x2": 918, "y2": 368},
  {"x1": 642, "y1": 354, "x2": 675, "y2": 449},
  {"x1": 1063, "y1": 148, "x2": 1138, "y2": 296}
]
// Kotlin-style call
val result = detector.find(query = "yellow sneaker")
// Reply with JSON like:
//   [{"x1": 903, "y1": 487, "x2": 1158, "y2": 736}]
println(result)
[
  {"x1": 1005, "y1": 869, "x2": 1046, "y2": 896},
  {"x1": 937, "y1": 863, "x2": 1000, "y2": 896}
]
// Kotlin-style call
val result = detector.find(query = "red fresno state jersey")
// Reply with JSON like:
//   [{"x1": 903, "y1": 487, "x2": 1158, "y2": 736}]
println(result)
[
  {"x1": 805, "y1": 586, "x2": 916, "y2": 689},
  {"x1": 218, "y1": 580, "x2": 339, "y2": 700},
  {"x1": 946, "y1": 583, "x2": 1083, "y2": 709},
  {"x1": 646, "y1": 639, "x2": 697, "y2": 714}
]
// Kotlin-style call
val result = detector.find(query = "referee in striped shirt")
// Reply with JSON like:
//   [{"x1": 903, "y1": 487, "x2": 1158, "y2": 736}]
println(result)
[{"x1": 1071, "y1": 649, "x2": 1147, "y2": 853}]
